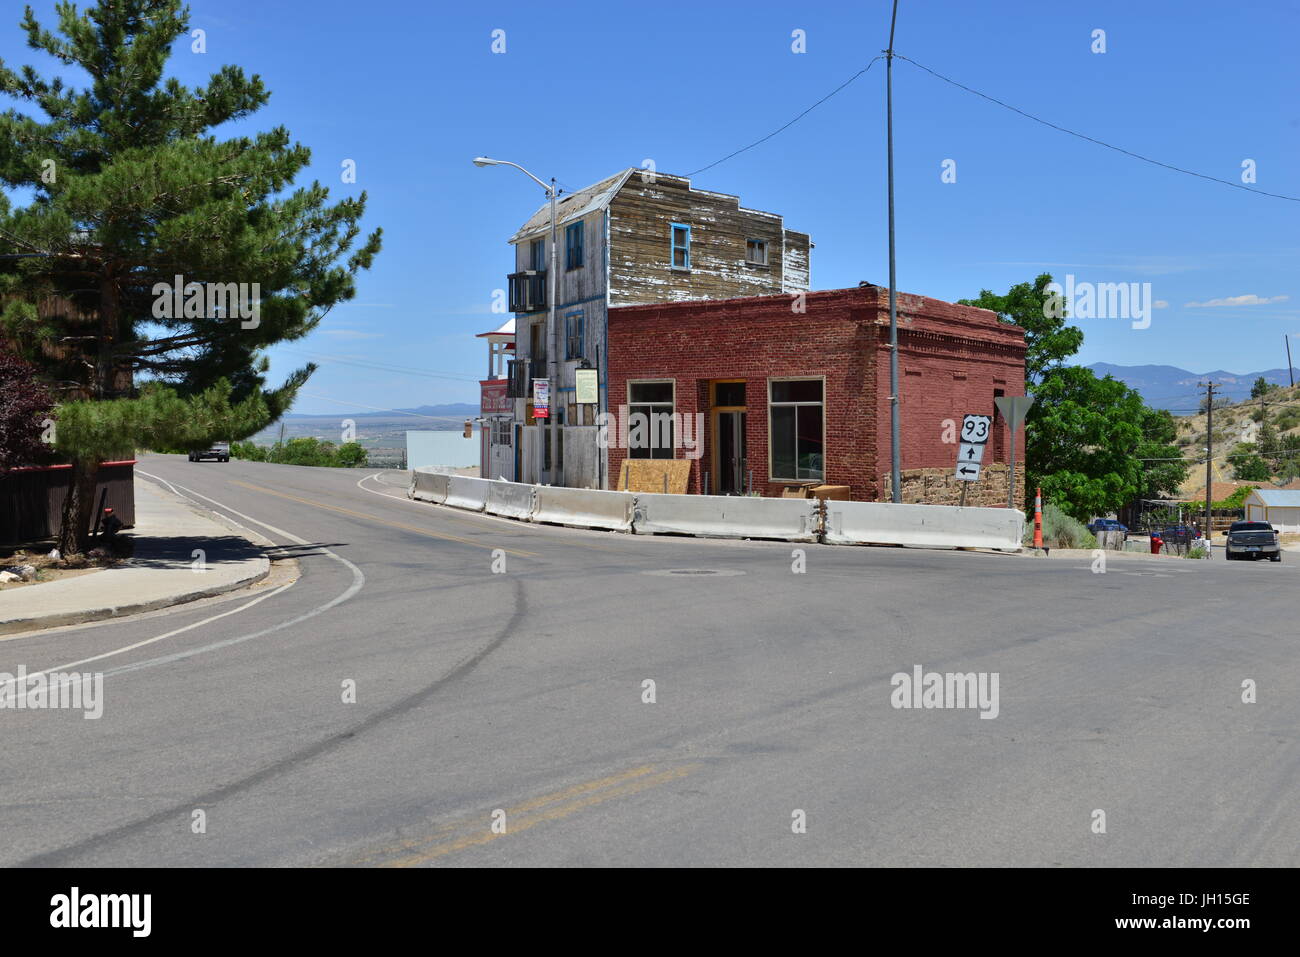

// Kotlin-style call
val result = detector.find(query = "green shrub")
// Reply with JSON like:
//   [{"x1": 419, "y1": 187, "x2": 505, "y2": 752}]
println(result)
[
  {"x1": 229, "y1": 440, "x2": 266, "y2": 461},
  {"x1": 1025, "y1": 502, "x2": 1098, "y2": 549},
  {"x1": 229, "y1": 436, "x2": 367, "y2": 468},
  {"x1": 1274, "y1": 407, "x2": 1300, "y2": 432}
]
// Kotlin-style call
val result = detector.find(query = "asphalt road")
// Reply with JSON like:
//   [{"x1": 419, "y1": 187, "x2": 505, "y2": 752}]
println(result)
[{"x1": 2, "y1": 455, "x2": 1296, "y2": 867}]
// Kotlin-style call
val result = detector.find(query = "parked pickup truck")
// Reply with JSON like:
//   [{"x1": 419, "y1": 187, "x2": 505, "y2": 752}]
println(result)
[
  {"x1": 1224, "y1": 521, "x2": 1280, "y2": 562},
  {"x1": 188, "y1": 441, "x2": 230, "y2": 463}
]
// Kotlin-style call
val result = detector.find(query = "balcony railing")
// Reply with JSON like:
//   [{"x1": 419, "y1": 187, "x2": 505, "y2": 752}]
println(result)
[
  {"x1": 508, "y1": 270, "x2": 547, "y2": 314},
  {"x1": 506, "y1": 357, "x2": 550, "y2": 398}
]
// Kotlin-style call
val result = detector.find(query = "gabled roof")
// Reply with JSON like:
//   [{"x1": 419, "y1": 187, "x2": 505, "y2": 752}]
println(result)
[
  {"x1": 508, "y1": 169, "x2": 635, "y2": 244},
  {"x1": 1246, "y1": 488, "x2": 1300, "y2": 507}
]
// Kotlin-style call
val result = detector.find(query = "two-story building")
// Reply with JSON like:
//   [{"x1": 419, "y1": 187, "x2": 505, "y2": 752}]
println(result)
[
  {"x1": 476, "y1": 317, "x2": 515, "y2": 479},
  {"x1": 498, "y1": 168, "x2": 811, "y2": 487}
]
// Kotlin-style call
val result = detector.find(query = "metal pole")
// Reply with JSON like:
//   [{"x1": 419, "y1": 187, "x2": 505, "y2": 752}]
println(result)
[
  {"x1": 886, "y1": 0, "x2": 902, "y2": 503},
  {"x1": 545, "y1": 180, "x2": 558, "y2": 485},
  {"x1": 1204, "y1": 382, "x2": 1214, "y2": 546},
  {"x1": 1287, "y1": 334, "x2": 1295, "y2": 388},
  {"x1": 1007, "y1": 420, "x2": 1017, "y2": 510}
]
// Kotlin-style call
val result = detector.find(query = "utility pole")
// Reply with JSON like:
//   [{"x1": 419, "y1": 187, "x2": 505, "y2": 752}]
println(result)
[
  {"x1": 1287, "y1": 334, "x2": 1295, "y2": 388},
  {"x1": 1204, "y1": 382, "x2": 1214, "y2": 545},
  {"x1": 885, "y1": 0, "x2": 902, "y2": 503}
]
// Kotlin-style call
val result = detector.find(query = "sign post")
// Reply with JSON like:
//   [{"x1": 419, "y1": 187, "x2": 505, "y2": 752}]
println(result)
[
  {"x1": 955, "y1": 414, "x2": 991, "y2": 507},
  {"x1": 993, "y1": 396, "x2": 1035, "y2": 510},
  {"x1": 532, "y1": 379, "x2": 549, "y2": 419}
]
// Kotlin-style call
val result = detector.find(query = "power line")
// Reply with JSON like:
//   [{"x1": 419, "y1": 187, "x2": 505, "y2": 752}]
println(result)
[
  {"x1": 283, "y1": 350, "x2": 481, "y2": 383},
  {"x1": 686, "y1": 57, "x2": 884, "y2": 177},
  {"x1": 894, "y1": 53, "x2": 1300, "y2": 203}
]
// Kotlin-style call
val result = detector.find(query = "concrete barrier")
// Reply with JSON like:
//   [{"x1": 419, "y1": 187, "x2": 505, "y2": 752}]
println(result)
[
  {"x1": 408, "y1": 468, "x2": 451, "y2": 505},
  {"x1": 533, "y1": 486, "x2": 635, "y2": 532},
  {"x1": 485, "y1": 480, "x2": 535, "y2": 520},
  {"x1": 445, "y1": 475, "x2": 492, "y2": 512},
  {"x1": 633, "y1": 493, "x2": 819, "y2": 542},
  {"x1": 824, "y1": 501, "x2": 1023, "y2": 550}
]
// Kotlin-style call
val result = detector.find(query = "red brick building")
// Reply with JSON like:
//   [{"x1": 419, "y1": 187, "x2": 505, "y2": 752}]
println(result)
[{"x1": 606, "y1": 285, "x2": 1027, "y2": 502}]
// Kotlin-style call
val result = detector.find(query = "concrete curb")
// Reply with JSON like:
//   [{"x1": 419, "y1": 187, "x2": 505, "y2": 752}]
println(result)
[{"x1": 0, "y1": 561, "x2": 270, "y2": 636}]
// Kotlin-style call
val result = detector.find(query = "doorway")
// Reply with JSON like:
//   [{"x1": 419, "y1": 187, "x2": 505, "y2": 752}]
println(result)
[{"x1": 710, "y1": 380, "x2": 747, "y2": 495}]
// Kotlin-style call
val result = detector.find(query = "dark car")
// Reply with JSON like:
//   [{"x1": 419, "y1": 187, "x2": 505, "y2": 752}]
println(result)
[
  {"x1": 1088, "y1": 518, "x2": 1129, "y2": 536},
  {"x1": 1224, "y1": 521, "x2": 1280, "y2": 562},
  {"x1": 188, "y1": 441, "x2": 230, "y2": 463}
]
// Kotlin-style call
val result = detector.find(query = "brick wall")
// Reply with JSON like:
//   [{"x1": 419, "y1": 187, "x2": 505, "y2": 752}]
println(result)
[{"x1": 608, "y1": 286, "x2": 1025, "y2": 501}]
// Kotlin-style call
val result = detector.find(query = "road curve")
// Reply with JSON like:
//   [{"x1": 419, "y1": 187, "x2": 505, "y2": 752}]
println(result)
[{"x1": 1, "y1": 454, "x2": 1295, "y2": 867}]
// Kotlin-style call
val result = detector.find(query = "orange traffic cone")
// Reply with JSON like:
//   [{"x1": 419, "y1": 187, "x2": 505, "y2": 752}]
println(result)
[{"x1": 1033, "y1": 487, "x2": 1043, "y2": 549}]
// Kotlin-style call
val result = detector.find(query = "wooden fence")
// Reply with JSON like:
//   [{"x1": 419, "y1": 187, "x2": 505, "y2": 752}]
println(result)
[{"x1": 0, "y1": 460, "x2": 136, "y2": 546}]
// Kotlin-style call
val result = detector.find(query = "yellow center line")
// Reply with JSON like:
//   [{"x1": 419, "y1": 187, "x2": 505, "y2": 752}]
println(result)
[
  {"x1": 361, "y1": 763, "x2": 698, "y2": 867},
  {"x1": 228, "y1": 481, "x2": 538, "y2": 558},
  {"x1": 350, "y1": 764, "x2": 662, "y2": 865}
]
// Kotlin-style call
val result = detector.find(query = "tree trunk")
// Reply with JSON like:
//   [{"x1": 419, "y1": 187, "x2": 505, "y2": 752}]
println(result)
[{"x1": 57, "y1": 458, "x2": 100, "y2": 556}]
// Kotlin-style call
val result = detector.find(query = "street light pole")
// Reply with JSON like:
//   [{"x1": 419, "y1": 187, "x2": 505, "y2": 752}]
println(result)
[
  {"x1": 885, "y1": 0, "x2": 902, "y2": 503},
  {"x1": 547, "y1": 178, "x2": 558, "y2": 485},
  {"x1": 473, "y1": 157, "x2": 560, "y2": 484}
]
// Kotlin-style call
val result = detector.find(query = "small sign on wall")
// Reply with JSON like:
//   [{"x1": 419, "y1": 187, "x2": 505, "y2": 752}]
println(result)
[
  {"x1": 575, "y1": 368, "x2": 599, "y2": 405},
  {"x1": 532, "y1": 379, "x2": 549, "y2": 419}
]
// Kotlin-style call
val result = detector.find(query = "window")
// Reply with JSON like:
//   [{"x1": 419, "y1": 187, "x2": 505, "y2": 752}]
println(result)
[
  {"x1": 745, "y1": 239, "x2": 768, "y2": 265},
  {"x1": 530, "y1": 239, "x2": 545, "y2": 272},
  {"x1": 769, "y1": 378, "x2": 824, "y2": 481},
  {"x1": 565, "y1": 309, "x2": 585, "y2": 360},
  {"x1": 628, "y1": 380, "x2": 675, "y2": 459},
  {"x1": 714, "y1": 381, "x2": 746, "y2": 407},
  {"x1": 565, "y1": 221, "x2": 584, "y2": 270},
  {"x1": 492, "y1": 418, "x2": 512, "y2": 446},
  {"x1": 670, "y1": 222, "x2": 690, "y2": 270}
]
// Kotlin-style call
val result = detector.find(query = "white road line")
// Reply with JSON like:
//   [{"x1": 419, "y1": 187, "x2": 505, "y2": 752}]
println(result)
[{"x1": 0, "y1": 471, "x2": 368, "y2": 690}]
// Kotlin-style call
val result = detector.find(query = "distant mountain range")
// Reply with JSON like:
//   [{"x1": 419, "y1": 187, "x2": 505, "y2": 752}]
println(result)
[
  {"x1": 1087, "y1": 364, "x2": 1297, "y2": 412},
  {"x1": 284, "y1": 403, "x2": 478, "y2": 421}
]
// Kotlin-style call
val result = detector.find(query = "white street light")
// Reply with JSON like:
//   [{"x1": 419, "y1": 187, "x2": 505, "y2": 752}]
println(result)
[{"x1": 473, "y1": 156, "x2": 560, "y2": 486}]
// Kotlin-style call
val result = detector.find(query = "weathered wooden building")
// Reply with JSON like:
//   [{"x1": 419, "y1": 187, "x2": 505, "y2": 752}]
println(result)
[{"x1": 500, "y1": 169, "x2": 811, "y2": 487}]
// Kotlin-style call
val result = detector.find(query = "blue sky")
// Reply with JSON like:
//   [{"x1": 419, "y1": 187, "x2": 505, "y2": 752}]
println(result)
[{"x1": 4, "y1": 0, "x2": 1298, "y2": 413}]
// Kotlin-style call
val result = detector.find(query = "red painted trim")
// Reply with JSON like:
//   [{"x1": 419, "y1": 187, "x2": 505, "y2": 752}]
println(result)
[{"x1": 2, "y1": 460, "x2": 136, "y2": 474}]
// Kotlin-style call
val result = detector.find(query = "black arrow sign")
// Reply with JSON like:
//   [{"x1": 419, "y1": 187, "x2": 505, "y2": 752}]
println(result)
[
  {"x1": 958, "y1": 466, "x2": 977, "y2": 476},
  {"x1": 965, "y1": 447, "x2": 976, "y2": 459}
]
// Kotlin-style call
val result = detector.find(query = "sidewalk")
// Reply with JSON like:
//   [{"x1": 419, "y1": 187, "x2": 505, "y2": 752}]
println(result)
[{"x1": 0, "y1": 479, "x2": 269, "y2": 636}]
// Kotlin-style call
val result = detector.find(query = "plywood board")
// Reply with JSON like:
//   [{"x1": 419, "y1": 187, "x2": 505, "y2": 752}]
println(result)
[{"x1": 619, "y1": 458, "x2": 691, "y2": 494}]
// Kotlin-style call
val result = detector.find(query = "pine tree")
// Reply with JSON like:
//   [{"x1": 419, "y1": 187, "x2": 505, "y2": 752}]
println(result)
[{"x1": 0, "y1": 0, "x2": 381, "y2": 553}]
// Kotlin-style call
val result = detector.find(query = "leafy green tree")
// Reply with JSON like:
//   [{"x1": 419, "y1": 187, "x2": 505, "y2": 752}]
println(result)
[
  {"x1": 0, "y1": 1, "x2": 381, "y2": 552},
  {"x1": 1232, "y1": 451, "x2": 1272, "y2": 482},
  {"x1": 959, "y1": 273, "x2": 1083, "y2": 384},
  {"x1": 1025, "y1": 366, "x2": 1164, "y2": 520},
  {"x1": 961, "y1": 274, "x2": 1188, "y2": 518},
  {"x1": 1135, "y1": 407, "x2": 1190, "y2": 501},
  {"x1": 334, "y1": 441, "x2": 368, "y2": 468}
]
